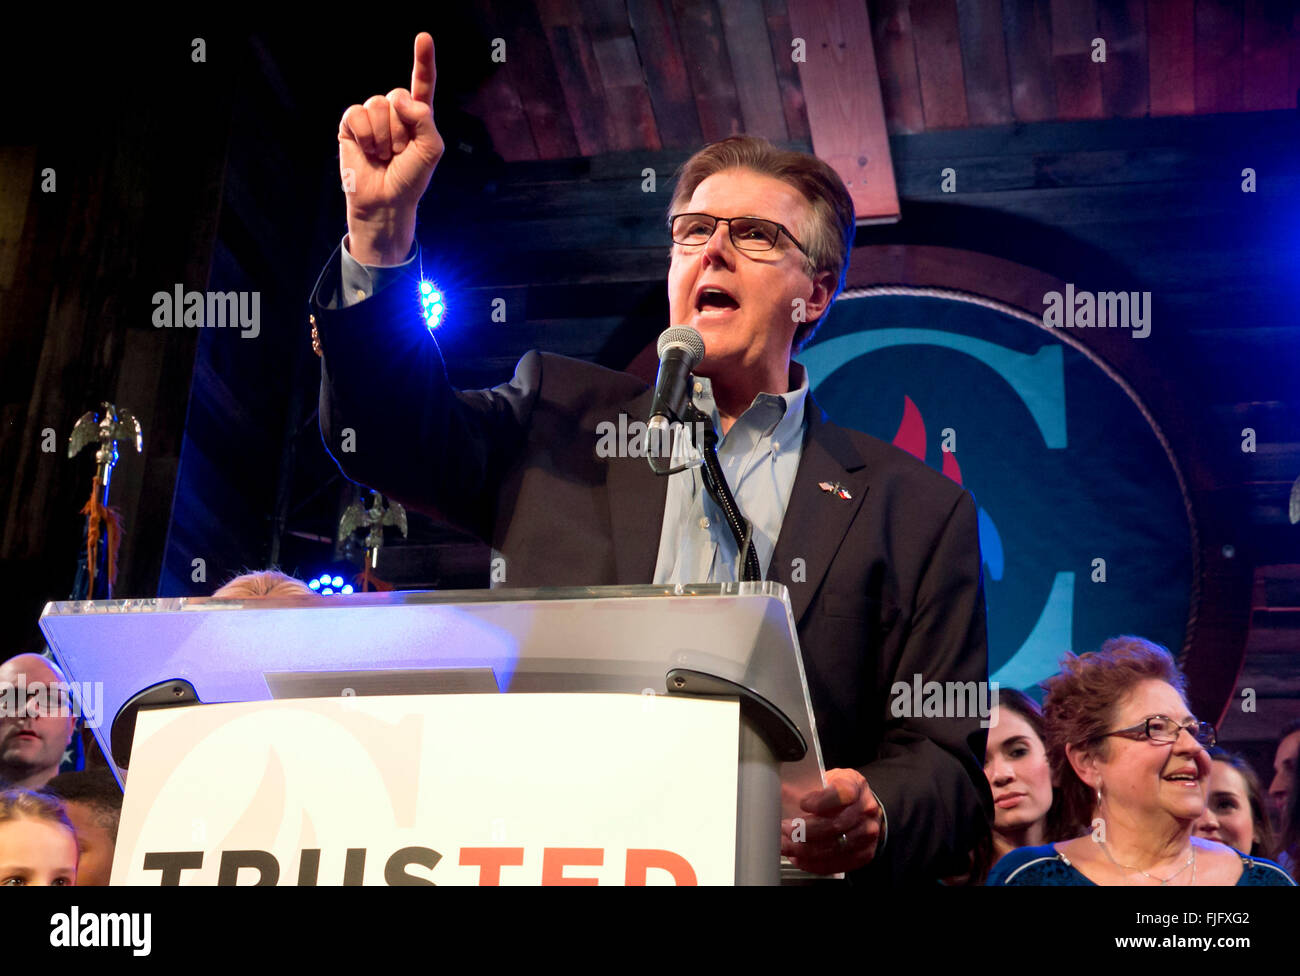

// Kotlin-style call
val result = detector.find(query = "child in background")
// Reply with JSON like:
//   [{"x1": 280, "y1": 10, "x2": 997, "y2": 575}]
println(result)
[
  {"x1": 0, "y1": 789, "x2": 77, "y2": 886},
  {"x1": 43, "y1": 770, "x2": 122, "y2": 886}
]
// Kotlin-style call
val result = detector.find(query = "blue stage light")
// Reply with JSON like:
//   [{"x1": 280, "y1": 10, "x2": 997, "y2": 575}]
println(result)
[
  {"x1": 419, "y1": 280, "x2": 446, "y2": 331},
  {"x1": 308, "y1": 566, "x2": 357, "y2": 596}
]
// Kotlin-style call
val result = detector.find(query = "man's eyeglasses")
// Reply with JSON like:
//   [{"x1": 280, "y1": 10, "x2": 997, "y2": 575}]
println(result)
[
  {"x1": 669, "y1": 213, "x2": 809, "y2": 257},
  {"x1": 1096, "y1": 715, "x2": 1216, "y2": 747},
  {"x1": 18, "y1": 689, "x2": 74, "y2": 718}
]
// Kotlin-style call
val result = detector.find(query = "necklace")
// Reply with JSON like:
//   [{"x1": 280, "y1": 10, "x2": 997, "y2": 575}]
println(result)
[{"x1": 1098, "y1": 840, "x2": 1196, "y2": 885}]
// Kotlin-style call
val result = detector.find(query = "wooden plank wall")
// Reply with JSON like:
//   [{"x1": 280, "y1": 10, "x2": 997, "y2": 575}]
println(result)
[
  {"x1": 789, "y1": 0, "x2": 900, "y2": 220},
  {"x1": 455, "y1": 0, "x2": 1299, "y2": 159}
]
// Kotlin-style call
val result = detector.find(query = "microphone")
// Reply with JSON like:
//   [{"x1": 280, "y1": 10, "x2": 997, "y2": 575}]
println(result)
[{"x1": 649, "y1": 326, "x2": 705, "y2": 428}]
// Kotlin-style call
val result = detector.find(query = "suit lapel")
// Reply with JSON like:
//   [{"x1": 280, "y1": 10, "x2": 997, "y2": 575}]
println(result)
[
  {"x1": 605, "y1": 388, "x2": 669, "y2": 583},
  {"x1": 770, "y1": 394, "x2": 870, "y2": 625}
]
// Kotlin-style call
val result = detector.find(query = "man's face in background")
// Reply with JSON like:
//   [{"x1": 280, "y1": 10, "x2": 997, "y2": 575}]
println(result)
[{"x1": 0, "y1": 655, "x2": 75, "y2": 789}]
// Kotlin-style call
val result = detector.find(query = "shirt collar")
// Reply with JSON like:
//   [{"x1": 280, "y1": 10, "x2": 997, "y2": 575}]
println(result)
[{"x1": 690, "y1": 362, "x2": 809, "y2": 445}]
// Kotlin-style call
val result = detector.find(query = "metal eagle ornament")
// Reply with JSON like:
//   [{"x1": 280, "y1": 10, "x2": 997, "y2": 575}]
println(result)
[
  {"x1": 68, "y1": 402, "x2": 143, "y2": 485},
  {"x1": 67, "y1": 402, "x2": 143, "y2": 598},
  {"x1": 338, "y1": 490, "x2": 408, "y2": 591}
]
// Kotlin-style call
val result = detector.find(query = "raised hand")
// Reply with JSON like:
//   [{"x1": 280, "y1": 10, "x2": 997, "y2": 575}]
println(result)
[{"x1": 338, "y1": 32, "x2": 444, "y2": 266}]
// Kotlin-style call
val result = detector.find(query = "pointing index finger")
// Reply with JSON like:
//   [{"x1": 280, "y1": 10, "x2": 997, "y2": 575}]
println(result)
[{"x1": 411, "y1": 32, "x2": 436, "y2": 107}]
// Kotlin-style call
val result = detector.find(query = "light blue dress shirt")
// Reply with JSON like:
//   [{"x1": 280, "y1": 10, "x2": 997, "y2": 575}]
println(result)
[
  {"x1": 338, "y1": 234, "x2": 416, "y2": 304},
  {"x1": 651, "y1": 368, "x2": 808, "y2": 584}
]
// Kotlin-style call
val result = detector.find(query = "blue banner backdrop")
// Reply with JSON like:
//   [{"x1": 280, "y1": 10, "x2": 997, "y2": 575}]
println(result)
[{"x1": 801, "y1": 291, "x2": 1194, "y2": 694}]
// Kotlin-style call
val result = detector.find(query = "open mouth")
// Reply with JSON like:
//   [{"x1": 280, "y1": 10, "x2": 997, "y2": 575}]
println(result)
[
  {"x1": 1163, "y1": 771, "x2": 1201, "y2": 786},
  {"x1": 694, "y1": 287, "x2": 740, "y2": 317}
]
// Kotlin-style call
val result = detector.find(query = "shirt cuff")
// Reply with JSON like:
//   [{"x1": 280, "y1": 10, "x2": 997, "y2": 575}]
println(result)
[
  {"x1": 871, "y1": 787, "x2": 888, "y2": 853},
  {"x1": 339, "y1": 234, "x2": 419, "y2": 308}
]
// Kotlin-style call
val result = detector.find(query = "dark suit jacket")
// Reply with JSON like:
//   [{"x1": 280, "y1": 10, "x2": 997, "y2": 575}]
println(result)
[{"x1": 311, "y1": 249, "x2": 993, "y2": 883}]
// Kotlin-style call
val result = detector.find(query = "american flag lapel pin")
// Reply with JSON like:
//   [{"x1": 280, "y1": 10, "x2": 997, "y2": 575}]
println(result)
[{"x1": 818, "y1": 480, "x2": 852, "y2": 500}]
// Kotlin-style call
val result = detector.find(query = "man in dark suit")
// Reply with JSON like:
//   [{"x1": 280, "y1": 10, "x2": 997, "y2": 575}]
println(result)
[{"x1": 311, "y1": 33, "x2": 991, "y2": 883}]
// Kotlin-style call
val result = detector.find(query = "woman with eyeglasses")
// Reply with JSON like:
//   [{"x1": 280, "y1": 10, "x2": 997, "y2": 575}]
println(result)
[{"x1": 987, "y1": 636, "x2": 1294, "y2": 885}]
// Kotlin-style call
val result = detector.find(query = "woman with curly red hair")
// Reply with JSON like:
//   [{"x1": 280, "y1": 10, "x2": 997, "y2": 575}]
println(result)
[{"x1": 987, "y1": 636, "x2": 1293, "y2": 885}]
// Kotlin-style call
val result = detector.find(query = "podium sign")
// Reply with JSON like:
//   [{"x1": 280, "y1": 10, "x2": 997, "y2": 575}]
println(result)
[
  {"x1": 45, "y1": 584, "x2": 820, "y2": 884},
  {"x1": 112, "y1": 693, "x2": 738, "y2": 886}
]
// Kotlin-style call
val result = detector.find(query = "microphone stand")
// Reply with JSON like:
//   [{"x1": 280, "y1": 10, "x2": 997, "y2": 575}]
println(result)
[{"x1": 683, "y1": 403, "x2": 761, "y2": 583}]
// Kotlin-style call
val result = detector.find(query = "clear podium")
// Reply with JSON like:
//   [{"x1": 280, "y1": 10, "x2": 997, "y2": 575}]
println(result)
[{"x1": 39, "y1": 582, "x2": 828, "y2": 886}]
